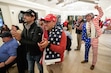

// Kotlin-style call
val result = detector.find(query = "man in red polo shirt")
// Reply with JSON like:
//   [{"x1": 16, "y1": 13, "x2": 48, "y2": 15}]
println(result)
[{"x1": 38, "y1": 14, "x2": 66, "y2": 73}]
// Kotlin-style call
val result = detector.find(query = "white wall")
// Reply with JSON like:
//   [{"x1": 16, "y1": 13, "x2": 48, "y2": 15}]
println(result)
[
  {"x1": 60, "y1": 10, "x2": 98, "y2": 23},
  {"x1": 0, "y1": 1, "x2": 110, "y2": 28},
  {"x1": 61, "y1": 9, "x2": 109, "y2": 23},
  {"x1": 0, "y1": 2, "x2": 46, "y2": 30},
  {"x1": 8, "y1": 5, "x2": 46, "y2": 30},
  {"x1": 0, "y1": 3, "x2": 12, "y2": 28},
  {"x1": 105, "y1": 9, "x2": 111, "y2": 18}
]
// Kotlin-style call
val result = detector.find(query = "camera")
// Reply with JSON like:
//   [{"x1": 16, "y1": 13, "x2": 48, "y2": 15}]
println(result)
[{"x1": 18, "y1": 11, "x2": 24, "y2": 23}]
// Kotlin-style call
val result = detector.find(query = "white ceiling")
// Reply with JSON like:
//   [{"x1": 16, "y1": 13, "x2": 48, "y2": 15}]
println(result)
[
  {"x1": 24, "y1": 0, "x2": 111, "y2": 12},
  {"x1": 0, "y1": 0, "x2": 111, "y2": 12}
]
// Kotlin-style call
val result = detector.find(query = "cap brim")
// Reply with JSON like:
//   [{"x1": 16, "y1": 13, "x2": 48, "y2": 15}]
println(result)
[
  {"x1": 21, "y1": 11, "x2": 25, "y2": 14},
  {"x1": 21, "y1": 11, "x2": 30, "y2": 14},
  {"x1": 40, "y1": 18, "x2": 45, "y2": 21},
  {"x1": 44, "y1": 18, "x2": 52, "y2": 21}
]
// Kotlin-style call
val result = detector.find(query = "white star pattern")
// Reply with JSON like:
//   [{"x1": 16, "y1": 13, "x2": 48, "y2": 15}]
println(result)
[
  {"x1": 54, "y1": 52, "x2": 57, "y2": 54},
  {"x1": 52, "y1": 55, "x2": 54, "y2": 58},
  {"x1": 45, "y1": 27, "x2": 62, "y2": 61},
  {"x1": 55, "y1": 29, "x2": 57, "y2": 31},
  {"x1": 51, "y1": 38, "x2": 53, "y2": 41},
  {"x1": 47, "y1": 48, "x2": 49, "y2": 51},
  {"x1": 59, "y1": 35, "x2": 61, "y2": 38},
  {"x1": 56, "y1": 38, "x2": 58, "y2": 41},
  {"x1": 46, "y1": 55, "x2": 49, "y2": 58},
  {"x1": 52, "y1": 29, "x2": 54, "y2": 31},
  {"x1": 57, "y1": 54, "x2": 60, "y2": 57},
  {"x1": 54, "y1": 34, "x2": 56, "y2": 37},
  {"x1": 60, "y1": 30, "x2": 62, "y2": 32},
  {"x1": 57, "y1": 42, "x2": 60, "y2": 45},
  {"x1": 57, "y1": 32, "x2": 60, "y2": 34},
  {"x1": 53, "y1": 41, "x2": 56, "y2": 44},
  {"x1": 49, "y1": 51, "x2": 52, "y2": 54}
]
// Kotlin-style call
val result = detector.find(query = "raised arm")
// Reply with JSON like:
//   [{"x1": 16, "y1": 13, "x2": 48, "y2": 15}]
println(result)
[
  {"x1": 95, "y1": 5, "x2": 104, "y2": 19},
  {"x1": 94, "y1": 5, "x2": 104, "y2": 37}
]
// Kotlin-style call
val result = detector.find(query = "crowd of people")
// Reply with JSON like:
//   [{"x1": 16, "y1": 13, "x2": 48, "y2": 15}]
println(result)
[{"x1": 0, "y1": 5, "x2": 104, "y2": 73}]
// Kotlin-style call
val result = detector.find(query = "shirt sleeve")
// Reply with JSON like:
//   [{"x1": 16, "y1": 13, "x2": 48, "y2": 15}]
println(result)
[
  {"x1": 93, "y1": 7, "x2": 103, "y2": 37},
  {"x1": 96, "y1": 7, "x2": 104, "y2": 20}
]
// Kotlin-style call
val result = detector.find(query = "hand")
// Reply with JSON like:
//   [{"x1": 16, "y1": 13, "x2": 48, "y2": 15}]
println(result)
[
  {"x1": 74, "y1": 25, "x2": 77, "y2": 28},
  {"x1": 38, "y1": 38, "x2": 49, "y2": 49},
  {"x1": 81, "y1": 41, "x2": 84, "y2": 44},
  {"x1": 0, "y1": 62, "x2": 5, "y2": 68},
  {"x1": 11, "y1": 30, "x2": 16, "y2": 34},
  {"x1": 94, "y1": 5, "x2": 99, "y2": 9}
]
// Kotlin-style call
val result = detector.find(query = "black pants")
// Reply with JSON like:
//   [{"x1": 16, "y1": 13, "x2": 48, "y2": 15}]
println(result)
[
  {"x1": 17, "y1": 45, "x2": 28, "y2": 73},
  {"x1": 66, "y1": 36, "x2": 72, "y2": 51},
  {"x1": 0, "y1": 66, "x2": 7, "y2": 73}
]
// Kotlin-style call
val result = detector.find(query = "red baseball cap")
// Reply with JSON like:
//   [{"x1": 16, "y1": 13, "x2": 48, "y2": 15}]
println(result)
[{"x1": 44, "y1": 14, "x2": 57, "y2": 22}]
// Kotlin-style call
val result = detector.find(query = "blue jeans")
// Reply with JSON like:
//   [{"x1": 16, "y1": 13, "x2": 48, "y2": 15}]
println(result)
[{"x1": 27, "y1": 53, "x2": 43, "y2": 73}]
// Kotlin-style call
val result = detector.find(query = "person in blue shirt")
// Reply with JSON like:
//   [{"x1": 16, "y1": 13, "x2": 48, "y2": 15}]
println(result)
[{"x1": 0, "y1": 31, "x2": 19, "y2": 73}]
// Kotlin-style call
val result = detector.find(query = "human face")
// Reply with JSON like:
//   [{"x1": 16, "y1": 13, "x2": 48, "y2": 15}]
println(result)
[
  {"x1": 44, "y1": 21, "x2": 55, "y2": 31},
  {"x1": 11, "y1": 26, "x2": 17, "y2": 31},
  {"x1": 39, "y1": 20, "x2": 44, "y2": 26},
  {"x1": 23, "y1": 13, "x2": 35, "y2": 23},
  {"x1": 86, "y1": 15, "x2": 92, "y2": 22},
  {"x1": 77, "y1": 16, "x2": 83, "y2": 22},
  {"x1": 10, "y1": 26, "x2": 17, "y2": 36}
]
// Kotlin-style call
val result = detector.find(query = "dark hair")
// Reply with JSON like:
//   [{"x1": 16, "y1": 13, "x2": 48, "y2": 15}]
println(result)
[
  {"x1": 1, "y1": 24, "x2": 10, "y2": 33},
  {"x1": 0, "y1": 31, "x2": 12, "y2": 38},
  {"x1": 85, "y1": 13, "x2": 94, "y2": 19},
  {"x1": 15, "y1": 26, "x2": 19, "y2": 30},
  {"x1": 12, "y1": 25, "x2": 20, "y2": 30},
  {"x1": 80, "y1": 19, "x2": 84, "y2": 23},
  {"x1": 22, "y1": 9, "x2": 37, "y2": 21}
]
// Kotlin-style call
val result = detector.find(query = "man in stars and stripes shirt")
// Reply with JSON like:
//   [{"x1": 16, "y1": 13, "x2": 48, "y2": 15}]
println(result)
[{"x1": 38, "y1": 14, "x2": 66, "y2": 73}]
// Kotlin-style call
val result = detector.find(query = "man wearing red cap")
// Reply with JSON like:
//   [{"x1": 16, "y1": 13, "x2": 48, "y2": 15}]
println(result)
[{"x1": 38, "y1": 14, "x2": 66, "y2": 73}]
